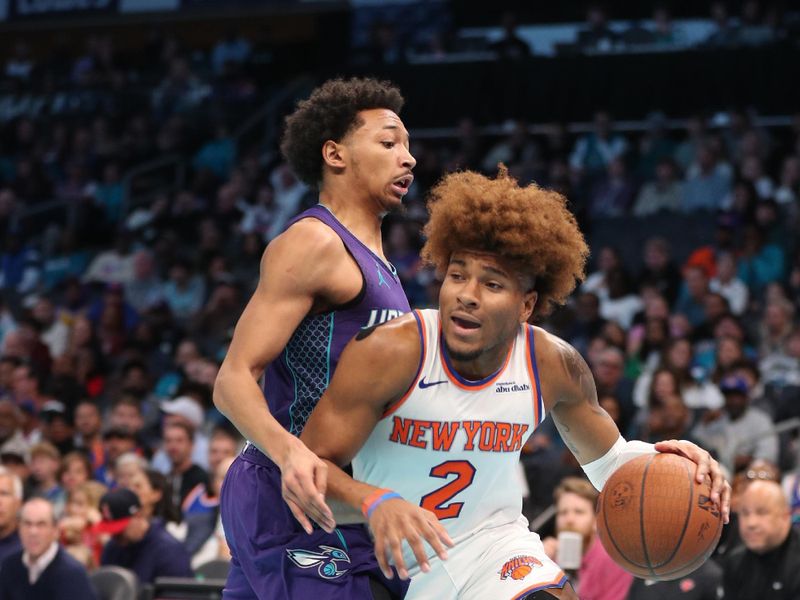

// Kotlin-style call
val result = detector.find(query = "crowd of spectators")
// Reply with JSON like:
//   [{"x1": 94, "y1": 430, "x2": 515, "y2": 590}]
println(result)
[{"x1": 0, "y1": 5, "x2": 800, "y2": 598}]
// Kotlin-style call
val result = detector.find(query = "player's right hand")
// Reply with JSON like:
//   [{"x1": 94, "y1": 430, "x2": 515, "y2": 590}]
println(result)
[
  {"x1": 369, "y1": 499, "x2": 454, "y2": 580},
  {"x1": 279, "y1": 438, "x2": 336, "y2": 534}
]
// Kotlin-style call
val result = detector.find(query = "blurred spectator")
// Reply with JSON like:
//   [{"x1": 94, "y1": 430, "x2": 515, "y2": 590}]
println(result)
[
  {"x1": 193, "y1": 124, "x2": 236, "y2": 180},
  {"x1": 31, "y1": 298, "x2": 68, "y2": 360},
  {"x1": 0, "y1": 233, "x2": 41, "y2": 296},
  {"x1": 542, "y1": 477, "x2": 632, "y2": 599},
  {"x1": 152, "y1": 57, "x2": 211, "y2": 119},
  {"x1": 162, "y1": 259, "x2": 206, "y2": 323},
  {"x1": 152, "y1": 396, "x2": 209, "y2": 472},
  {"x1": 774, "y1": 155, "x2": 800, "y2": 206},
  {"x1": 128, "y1": 468, "x2": 184, "y2": 542},
  {"x1": 682, "y1": 143, "x2": 731, "y2": 212},
  {"x1": 59, "y1": 480, "x2": 106, "y2": 568},
  {"x1": 723, "y1": 480, "x2": 800, "y2": 597},
  {"x1": 190, "y1": 455, "x2": 233, "y2": 567},
  {"x1": 58, "y1": 452, "x2": 91, "y2": 498},
  {"x1": 637, "y1": 237, "x2": 682, "y2": 305},
  {"x1": 94, "y1": 426, "x2": 138, "y2": 487},
  {"x1": 0, "y1": 497, "x2": 97, "y2": 600},
  {"x1": 582, "y1": 245, "x2": 623, "y2": 299},
  {"x1": 710, "y1": 252, "x2": 749, "y2": 316},
  {"x1": 82, "y1": 232, "x2": 135, "y2": 286},
  {"x1": 5, "y1": 41, "x2": 34, "y2": 82},
  {"x1": 627, "y1": 558, "x2": 721, "y2": 599},
  {"x1": 211, "y1": 30, "x2": 251, "y2": 76},
  {"x1": 704, "y1": 1, "x2": 740, "y2": 47},
  {"x1": 39, "y1": 402, "x2": 74, "y2": 456},
  {"x1": 588, "y1": 158, "x2": 636, "y2": 218},
  {"x1": 0, "y1": 467, "x2": 23, "y2": 564},
  {"x1": 208, "y1": 426, "x2": 241, "y2": 474},
  {"x1": 598, "y1": 268, "x2": 642, "y2": 329},
  {"x1": 28, "y1": 443, "x2": 65, "y2": 517},
  {"x1": 675, "y1": 265, "x2": 710, "y2": 328},
  {"x1": 162, "y1": 422, "x2": 208, "y2": 514},
  {"x1": 569, "y1": 111, "x2": 628, "y2": 180},
  {"x1": 72, "y1": 401, "x2": 103, "y2": 471},
  {"x1": 576, "y1": 4, "x2": 619, "y2": 52},
  {"x1": 97, "y1": 488, "x2": 193, "y2": 584},
  {"x1": 737, "y1": 225, "x2": 785, "y2": 297},
  {"x1": 0, "y1": 400, "x2": 29, "y2": 458},
  {"x1": 481, "y1": 121, "x2": 538, "y2": 175},
  {"x1": 632, "y1": 157, "x2": 683, "y2": 216},
  {"x1": 758, "y1": 298, "x2": 794, "y2": 358},
  {"x1": 693, "y1": 375, "x2": 778, "y2": 474},
  {"x1": 489, "y1": 12, "x2": 531, "y2": 59}
]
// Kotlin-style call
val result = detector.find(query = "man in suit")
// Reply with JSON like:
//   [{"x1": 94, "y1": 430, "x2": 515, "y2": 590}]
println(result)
[{"x1": 0, "y1": 497, "x2": 97, "y2": 600}]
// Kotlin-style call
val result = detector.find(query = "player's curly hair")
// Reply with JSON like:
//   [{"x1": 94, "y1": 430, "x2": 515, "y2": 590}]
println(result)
[
  {"x1": 421, "y1": 166, "x2": 589, "y2": 319},
  {"x1": 280, "y1": 77, "x2": 405, "y2": 187}
]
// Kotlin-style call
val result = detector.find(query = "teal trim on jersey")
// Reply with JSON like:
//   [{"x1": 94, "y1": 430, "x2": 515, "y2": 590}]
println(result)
[
  {"x1": 285, "y1": 345, "x2": 300, "y2": 436},
  {"x1": 326, "y1": 313, "x2": 335, "y2": 385},
  {"x1": 334, "y1": 528, "x2": 348, "y2": 551}
]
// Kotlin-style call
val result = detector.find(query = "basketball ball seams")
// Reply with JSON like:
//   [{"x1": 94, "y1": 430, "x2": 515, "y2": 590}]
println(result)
[
  {"x1": 650, "y1": 455, "x2": 694, "y2": 570},
  {"x1": 600, "y1": 466, "x2": 650, "y2": 570},
  {"x1": 639, "y1": 453, "x2": 657, "y2": 578}
]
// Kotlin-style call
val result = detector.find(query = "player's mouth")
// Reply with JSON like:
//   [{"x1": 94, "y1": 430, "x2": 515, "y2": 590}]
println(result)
[
  {"x1": 390, "y1": 175, "x2": 413, "y2": 197},
  {"x1": 451, "y1": 314, "x2": 481, "y2": 333}
]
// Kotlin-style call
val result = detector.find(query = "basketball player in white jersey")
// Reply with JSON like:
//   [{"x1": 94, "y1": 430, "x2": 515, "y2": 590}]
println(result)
[{"x1": 300, "y1": 168, "x2": 731, "y2": 600}]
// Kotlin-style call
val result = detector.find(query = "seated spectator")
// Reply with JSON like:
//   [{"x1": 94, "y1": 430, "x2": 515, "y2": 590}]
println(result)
[
  {"x1": 674, "y1": 265, "x2": 710, "y2": 328},
  {"x1": 737, "y1": 225, "x2": 785, "y2": 296},
  {"x1": 570, "y1": 111, "x2": 628, "y2": 181},
  {"x1": 38, "y1": 402, "x2": 75, "y2": 456},
  {"x1": 576, "y1": 5, "x2": 619, "y2": 52},
  {"x1": 682, "y1": 143, "x2": 731, "y2": 212},
  {"x1": 189, "y1": 455, "x2": 234, "y2": 567},
  {"x1": 723, "y1": 480, "x2": 800, "y2": 598},
  {"x1": 0, "y1": 467, "x2": 22, "y2": 564},
  {"x1": 542, "y1": 477, "x2": 632, "y2": 600},
  {"x1": 59, "y1": 480, "x2": 106, "y2": 568},
  {"x1": 489, "y1": 12, "x2": 531, "y2": 59},
  {"x1": 161, "y1": 422, "x2": 208, "y2": 514},
  {"x1": 774, "y1": 155, "x2": 799, "y2": 206},
  {"x1": 0, "y1": 400, "x2": 30, "y2": 458},
  {"x1": 72, "y1": 400, "x2": 103, "y2": 471},
  {"x1": 28, "y1": 442, "x2": 65, "y2": 517},
  {"x1": 152, "y1": 396, "x2": 209, "y2": 472},
  {"x1": 128, "y1": 468, "x2": 184, "y2": 542},
  {"x1": 124, "y1": 250, "x2": 164, "y2": 315},
  {"x1": 94, "y1": 426, "x2": 139, "y2": 487},
  {"x1": 162, "y1": 259, "x2": 206, "y2": 324},
  {"x1": 97, "y1": 488, "x2": 193, "y2": 584},
  {"x1": 588, "y1": 157, "x2": 636, "y2": 218},
  {"x1": 207, "y1": 425, "x2": 241, "y2": 474},
  {"x1": 598, "y1": 268, "x2": 642, "y2": 329},
  {"x1": 627, "y1": 558, "x2": 721, "y2": 600},
  {"x1": 58, "y1": 451, "x2": 92, "y2": 497},
  {"x1": 633, "y1": 156, "x2": 684, "y2": 217},
  {"x1": 692, "y1": 375, "x2": 778, "y2": 474},
  {"x1": 710, "y1": 251, "x2": 749, "y2": 316},
  {"x1": 0, "y1": 497, "x2": 97, "y2": 600},
  {"x1": 113, "y1": 452, "x2": 148, "y2": 490}
]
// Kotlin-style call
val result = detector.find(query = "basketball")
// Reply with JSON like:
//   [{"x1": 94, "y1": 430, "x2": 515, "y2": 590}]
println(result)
[{"x1": 596, "y1": 453, "x2": 723, "y2": 581}]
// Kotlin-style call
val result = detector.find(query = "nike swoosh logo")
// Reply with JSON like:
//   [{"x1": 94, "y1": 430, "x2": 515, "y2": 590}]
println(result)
[{"x1": 418, "y1": 378, "x2": 447, "y2": 389}]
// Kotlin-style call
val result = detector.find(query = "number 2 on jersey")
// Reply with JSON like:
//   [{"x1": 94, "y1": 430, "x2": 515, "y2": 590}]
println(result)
[{"x1": 420, "y1": 460, "x2": 476, "y2": 519}]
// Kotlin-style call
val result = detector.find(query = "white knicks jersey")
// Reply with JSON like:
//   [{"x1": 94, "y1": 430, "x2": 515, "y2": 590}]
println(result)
[{"x1": 352, "y1": 309, "x2": 546, "y2": 563}]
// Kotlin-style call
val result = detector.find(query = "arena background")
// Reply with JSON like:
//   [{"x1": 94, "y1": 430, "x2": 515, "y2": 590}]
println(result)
[{"x1": 1, "y1": 1, "x2": 800, "y2": 598}]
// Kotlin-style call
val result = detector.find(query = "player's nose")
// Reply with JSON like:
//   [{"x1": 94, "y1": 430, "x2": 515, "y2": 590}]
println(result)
[{"x1": 401, "y1": 146, "x2": 416, "y2": 170}]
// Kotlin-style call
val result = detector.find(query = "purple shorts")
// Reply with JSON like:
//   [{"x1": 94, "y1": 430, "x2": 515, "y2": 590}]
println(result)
[{"x1": 220, "y1": 444, "x2": 408, "y2": 599}]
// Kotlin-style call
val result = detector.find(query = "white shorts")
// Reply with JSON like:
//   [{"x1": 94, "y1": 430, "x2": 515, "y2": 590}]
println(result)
[{"x1": 405, "y1": 517, "x2": 568, "y2": 600}]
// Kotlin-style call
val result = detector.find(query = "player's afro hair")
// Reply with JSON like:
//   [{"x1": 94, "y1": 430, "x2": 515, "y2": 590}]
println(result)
[
  {"x1": 421, "y1": 166, "x2": 589, "y2": 319},
  {"x1": 280, "y1": 77, "x2": 404, "y2": 187}
]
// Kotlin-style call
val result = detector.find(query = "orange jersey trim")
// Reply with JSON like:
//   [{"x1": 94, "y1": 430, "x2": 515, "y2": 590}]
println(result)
[{"x1": 510, "y1": 571, "x2": 569, "y2": 600}]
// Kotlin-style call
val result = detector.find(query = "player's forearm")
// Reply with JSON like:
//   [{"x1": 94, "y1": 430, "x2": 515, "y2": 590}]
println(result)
[
  {"x1": 213, "y1": 366, "x2": 295, "y2": 465},
  {"x1": 322, "y1": 459, "x2": 381, "y2": 513}
]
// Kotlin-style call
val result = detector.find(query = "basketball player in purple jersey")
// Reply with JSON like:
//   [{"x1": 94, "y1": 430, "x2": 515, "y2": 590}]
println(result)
[
  {"x1": 299, "y1": 169, "x2": 731, "y2": 599},
  {"x1": 214, "y1": 78, "x2": 415, "y2": 599}
]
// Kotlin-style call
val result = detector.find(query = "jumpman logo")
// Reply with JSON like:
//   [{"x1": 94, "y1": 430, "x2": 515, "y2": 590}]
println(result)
[{"x1": 375, "y1": 261, "x2": 389, "y2": 288}]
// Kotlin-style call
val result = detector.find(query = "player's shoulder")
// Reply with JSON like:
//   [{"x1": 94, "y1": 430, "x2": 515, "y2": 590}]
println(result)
[
  {"x1": 529, "y1": 325, "x2": 589, "y2": 392},
  {"x1": 270, "y1": 217, "x2": 345, "y2": 259},
  {"x1": 528, "y1": 325, "x2": 578, "y2": 368}
]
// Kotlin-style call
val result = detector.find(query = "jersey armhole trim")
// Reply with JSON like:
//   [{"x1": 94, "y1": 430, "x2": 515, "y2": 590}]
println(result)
[
  {"x1": 526, "y1": 325, "x2": 546, "y2": 427},
  {"x1": 381, "y1": 309, "x2": 426, "y2": 418}
]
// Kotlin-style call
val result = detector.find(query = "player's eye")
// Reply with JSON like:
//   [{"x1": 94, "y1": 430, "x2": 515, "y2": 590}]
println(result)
[{"x1": 381, "y1": 141, "x2": 395, "y2": 148}]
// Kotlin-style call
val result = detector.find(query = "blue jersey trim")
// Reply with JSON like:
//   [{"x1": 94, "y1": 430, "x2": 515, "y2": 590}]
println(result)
[
  {"x1": 527, "y1": 326, "x2": 546, "y2": 425},
  {"x1": 440, "y1": 331, "x2": 506, "y2": 388}
]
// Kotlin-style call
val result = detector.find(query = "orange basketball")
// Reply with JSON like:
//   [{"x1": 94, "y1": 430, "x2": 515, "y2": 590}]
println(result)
[{"x1": 596, "y1": 453, "x2": 723, "y2": 581}]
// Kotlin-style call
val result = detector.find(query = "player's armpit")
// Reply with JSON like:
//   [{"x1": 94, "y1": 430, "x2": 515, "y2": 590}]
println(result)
[{"x1": 540, "y1": 335, "x2": 620, "y2": 465}]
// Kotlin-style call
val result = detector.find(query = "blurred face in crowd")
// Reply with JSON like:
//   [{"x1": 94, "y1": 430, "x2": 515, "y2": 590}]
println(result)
[
  {"x1": 128, "y1": 470, "x2": 161, "y2": 517},
  {"x1": 60, "y1": 456, "x2": 90, "y2": 493},
  {"x1": 0, "y1": 474, "x2": 21, "y2": 535},
  {"x1": 32, "y1": 299, "x2": 56, "y2": 328},
  {"x1": 594, "y1": 349, "x2": 624, "y2": 388},
  {"x1": 20, "y1": 499, "x2": 58, "y2": 560},
  {"x1": 0, "y1": 401, "x2": 19, "y2": 441},
  {"x1": 104, "y1": 434, "x2": 136, "y2": 463},
  {"x1": 738, "y1": 481, "x2": 791, "y2": 554},
  {"x1": 12, "y1": 366, "x2": 37, "y2": 399},
  {"x1": 717, "y1": 336, "x2": 743, "y2": 368},
  {"x1": 209, "y1": 434, "x2": 238, "y2": 473},
  {"x1": 111, "y1": 403, "x2": 144, "y2": 434},
  {"x1": 724, "y1": 390, "x2": 749, "y2": 421},
  {"x1": 65, "y1": 488, "x2": 90, "y2": 519},
  {"x1": 685, "y1": 267, "x2": 708, "y2": 300},
  {"x1": 115, "y1": 457, "x2": 143, "y2": 490},
  {"x1": 655, "y1": 394, "x2": 689, "y2": 434},
  {"x1": 597, "y1": 247, "x2": 618, "y2": 273},
  {"x1": 704, "y1": 293, "x2": 728, "y2": 323},
  {"x1": 556, "y1": 491, "x2": 596, "y2": 550},
  {"x1": 164, "y1": 425, "x2": 193, "y2": 469},
  {"x1": 716, "y1": 252, "x2": 736, "y2": 283},
  {"x1": 175, "y1": 340, "x2": 200, "y2": 368},
  {"x1": 652, "y1": 369, "x2": 679, "y2": 402},
  {"x1": 667, "y1": 339, "x2": 692, "y2": 371},
  {"x1": 30, "y1": 454, "x2": 59, "y2": 486},
  {"x1": 74, "y1": 403, "x2": 101, "y2": 438}
]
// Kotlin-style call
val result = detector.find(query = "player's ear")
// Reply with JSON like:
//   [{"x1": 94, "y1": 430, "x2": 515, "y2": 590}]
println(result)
[
  {"x1": 322, "y1": 140, "x2": 347, "y2": 170},
  {"x1": 520, "y1": 290, "x2": 537, "y2": 323}
]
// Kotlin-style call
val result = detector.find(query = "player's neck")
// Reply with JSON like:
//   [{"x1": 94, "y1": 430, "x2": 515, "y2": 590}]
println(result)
[
  {"x1": 446, "y1": 338, "x2": 513, "y2": 382},
  {"x1": 318, "y1": 189, "x2": 385, "y2": 256}
]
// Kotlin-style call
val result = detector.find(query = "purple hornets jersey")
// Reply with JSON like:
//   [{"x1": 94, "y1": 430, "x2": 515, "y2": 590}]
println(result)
[{"x1": 263, "y1": 205, "x2": 410, "y2": 436}]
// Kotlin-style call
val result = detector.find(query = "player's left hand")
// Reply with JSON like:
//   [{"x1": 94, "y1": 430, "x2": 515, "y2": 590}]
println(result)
[{"x1": 654, "y1": 439, "x2": 731, "y2": 524}]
